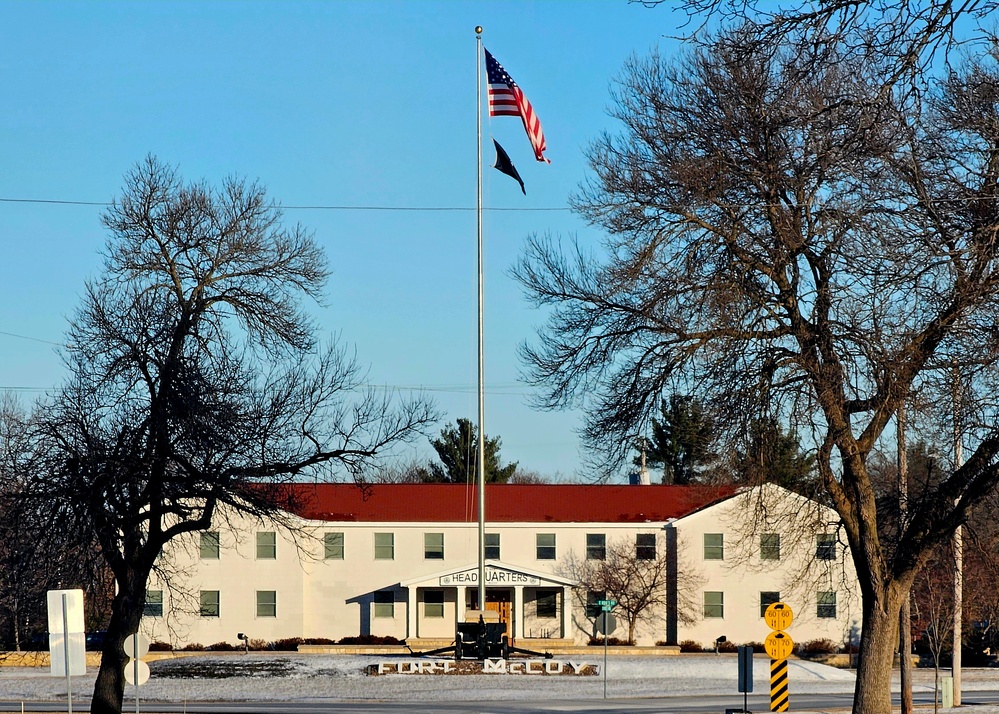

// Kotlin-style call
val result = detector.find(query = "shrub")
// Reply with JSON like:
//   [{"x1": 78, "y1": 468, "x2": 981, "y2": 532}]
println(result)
[
  {"x1": 301, "y1": 637, "x2": 336, "y2": 645},
  {"x1": 269, "y1": 637, "x2": 303, "y2": 651},
  {"x1": 717, "y1": 640, "x2": 738, "y2": 653},
  {"x1": 180, "y1": 643, "x2": 205, "y2": 651},
  {"x1": 336, "y1": 635, "x2": 403, "y2": 645},
  {"x1": 247, "y1": 638, "x2": 269, "y2": 651},
  {"x1": 655, "y1": 640, "x2": 676, "y2": 647},
  {"x1": 746, "y1": 641, "x2": 767, "y2": 654},
  {"x1": 588, "y1": 636, "x2": 633, "y2": 646},
  {"x1": 149, "y1": 641, "x2": 172, "y2": 652},
  {"x1": 206, "y1": 641, "x2": 237, "y2": 651},
  {"x1": 679, "y1": 640, "x2": 703, "y2": 652},
  {"x1": 798, "y1": 638, "x2": 837, "y2": 656}
]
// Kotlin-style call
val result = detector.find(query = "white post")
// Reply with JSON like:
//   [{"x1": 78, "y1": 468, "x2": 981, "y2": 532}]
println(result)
[
  {"x1": 133, "y1": 634, "x2": 140, "y2": 714},
  {"x1": 61, "y1": 594, "x2": 71, "y2": 714}
]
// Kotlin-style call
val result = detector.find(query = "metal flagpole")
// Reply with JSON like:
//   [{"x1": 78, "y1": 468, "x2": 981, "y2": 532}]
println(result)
[{"x1": 475, "y1": 25, "x2": 486, "y2": 611}]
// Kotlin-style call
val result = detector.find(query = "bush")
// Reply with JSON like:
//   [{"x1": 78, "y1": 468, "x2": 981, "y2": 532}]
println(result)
[
  {"x1": 180, "y1": 643, "x2": 205, "y2": 651},
  {"x1": 746, "y1": 641, "x2": 767, "y2": 654},
  {"x1": 336, "y1": 635, "x2": 403, "y2": 645},
  {"x1": 149, "y1": 641, "x2": 172, "y2": 652},
  {"x1": 588, "y1": 636, "x2": 633, "y2": 646},
  {"x1": 679, "y1": 640, "x2": 703, "y2": 652},
  {"x1": 798, "y1": 638, "x2": 838, "y2": 656},
  {"x1": 269, "y1": 637, "x2": 303, "y2": 651},
  {"x1": 247, "y1": 638, "x2": 269, "y2": 651},
  {"x1": 717, "y1": 640, "x2": 738, "y2": 653},
  {"x1": 655, "y1": 640, "x2": 676, "y2": 647},
  {"x1": 301, "y1": 637, "x2": 336, "y2": 645},
  {"x1": 206, "y1": 641, "x2": 237, "y2": 651}
]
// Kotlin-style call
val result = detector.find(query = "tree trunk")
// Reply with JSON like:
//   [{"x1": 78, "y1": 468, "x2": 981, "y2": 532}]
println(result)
[
  {"x1": 854, "y1": 590, "x2": 902, "y2": 714},
  {"x1": 90, "y1": 569, "x2": 147, "y2": 714}
]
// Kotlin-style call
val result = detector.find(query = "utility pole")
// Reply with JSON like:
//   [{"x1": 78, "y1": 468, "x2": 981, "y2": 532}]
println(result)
[
  {"x1": 952, "y1": 366, "x2": 963, "y2": 707},
  {"x1": 898, "y1": 403, "x2": 913, "y2": 714}
]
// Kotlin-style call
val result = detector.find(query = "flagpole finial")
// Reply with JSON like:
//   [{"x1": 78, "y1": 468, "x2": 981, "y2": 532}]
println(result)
[{"x1": 475, "y1": 25, "x2": 483, "y2": 36}]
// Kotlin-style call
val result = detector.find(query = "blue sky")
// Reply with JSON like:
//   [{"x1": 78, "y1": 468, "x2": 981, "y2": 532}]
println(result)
[{"x1": 0, "y1": 1, "x2": 691, "y2": 479}]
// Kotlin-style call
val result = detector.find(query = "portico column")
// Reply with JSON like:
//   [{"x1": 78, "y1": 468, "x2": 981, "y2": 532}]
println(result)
[
  {"x1": 457, "y1": 586, "x2": 466, "y2": 621},
  {"x1": 561, "y1": 585, "x2": 568, "y2": 639},
  {"x1": 407, "y1": 587, "x2": 417, "y2": 639},
  {"x1": 514, "y1": 586, "x2": 524, "y2": 640}
]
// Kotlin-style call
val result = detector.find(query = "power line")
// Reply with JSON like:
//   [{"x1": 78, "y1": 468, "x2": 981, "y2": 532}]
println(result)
[
  {"x1": 0, "y1": 197, "x2": 569, "y2": 212},
  {"x1": 0, "y1": 330, "x2": 66, "y2": 347}
]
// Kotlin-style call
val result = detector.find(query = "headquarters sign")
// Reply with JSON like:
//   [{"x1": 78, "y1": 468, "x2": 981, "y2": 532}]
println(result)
[{"x1": 440, "y1": 567, "x2": 541, "y2": 586}]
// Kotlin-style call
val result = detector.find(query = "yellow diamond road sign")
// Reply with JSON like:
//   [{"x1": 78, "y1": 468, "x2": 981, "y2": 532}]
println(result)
[
  {"x1": 765, "y1": 631, "x2": 795, "y2": 660},
  {"x1": 764, "y1": 602, "x2": 794, "y2": 631}
]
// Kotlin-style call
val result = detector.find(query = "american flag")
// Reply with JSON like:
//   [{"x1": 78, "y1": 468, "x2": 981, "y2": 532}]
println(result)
[{"x1": 484, "y1": 47, "x2": 549, "y2": 163}]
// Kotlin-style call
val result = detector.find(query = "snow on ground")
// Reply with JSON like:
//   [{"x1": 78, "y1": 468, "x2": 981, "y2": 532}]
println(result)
[{"x1": 0, "y1": 654, "x2": 996, "y2": 705}]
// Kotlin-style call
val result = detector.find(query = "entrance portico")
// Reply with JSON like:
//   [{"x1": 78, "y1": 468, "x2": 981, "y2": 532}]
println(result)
[{"x1": 400, "y1": 561, "x2": 576, "y2": 642}]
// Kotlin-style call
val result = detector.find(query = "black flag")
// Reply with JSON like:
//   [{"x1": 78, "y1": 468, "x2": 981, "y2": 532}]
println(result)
[{"x1": 492, "y1": 139, "x2": 525, "y2": 194}]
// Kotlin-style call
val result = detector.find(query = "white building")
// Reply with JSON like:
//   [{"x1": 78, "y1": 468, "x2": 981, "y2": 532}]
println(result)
[{"x1": 141, "y1": 482, "x2": 860, "y2": 650}]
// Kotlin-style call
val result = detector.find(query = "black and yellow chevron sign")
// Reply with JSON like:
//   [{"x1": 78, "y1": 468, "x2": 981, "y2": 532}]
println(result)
[{"x1": 770, "y1": 657, "x2": 790, "y2": 712}]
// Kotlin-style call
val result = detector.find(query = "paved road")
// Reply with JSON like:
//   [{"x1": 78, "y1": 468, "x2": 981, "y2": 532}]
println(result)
[{"x1": 4, "y1": 690, "x2": 999, "y2": 714}]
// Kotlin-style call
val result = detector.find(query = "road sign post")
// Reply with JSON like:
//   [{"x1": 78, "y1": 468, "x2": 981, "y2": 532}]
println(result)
[
  {"x1": 595, "y1": 603, "x2": 617, "y2": 699},
  {"x1": 764, "y1": 602, "x2": 794, "y2": 712},
  {"x1": 737, "y1": 644, "x2": 754, "y2": 713}
]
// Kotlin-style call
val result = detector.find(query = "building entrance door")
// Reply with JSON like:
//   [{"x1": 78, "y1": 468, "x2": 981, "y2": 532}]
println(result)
[{"x1": 486, "y1": 589, "x2": 513, "y2": 641}]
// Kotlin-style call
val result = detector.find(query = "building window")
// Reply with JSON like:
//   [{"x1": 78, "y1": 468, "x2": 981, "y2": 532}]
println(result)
[
  {"x1": 816, "y1": 534, "x2": 837, "y2": 560},
  {"x1": 324, "y1": 532, "x2": 344, "y2": 560},
  {"x1": 424, "y1": 590, "x2": 445, "y2": 618},
  {"x1": 817, "y1": 591, "x2": 837, "y2": 618},
  {"x1": 424, "y1": 532, "x2": 445, "y2": 560},
  {"x1": 760, "y1": 591, "x2": 781, "y2": 617},
  {"x1": 485, "y1": 532, "x2": 501, "y2": 560},
  {"x1": 761, "y1": 533, "x2": 781, "y2": 561},
  {"x1": 374, "y1": 590, "x2": 395, "y2": 618},
  {"x1": 703, "y1": 591, "x2": 724, "y2": 618},
  {"x1": 704, "y1": 533, "x2": 724, "y2": 560},
  {"x1": 200, "y1": 531, "x2": 220, "y2": 560},
  {"x1": 536, "y1": 590, "x2": 558, "y2": 619},
  {"x1": 256, "y1": 531, "x2": 277, "y2": 560},
  {"x1": 200, "y1": 590, "x2": 220, "y2": 618},
  {"x1": 636, "y1": 533, "x2": 657, "y2": 560},
  {"x1": 374, "y1": 532, "x2": 394, "y2": 560},
  {"x1": 256, "y1": 590, "x2": 277, "y2": 618},
  {"x1": 586, "y1": 533, "x2": 607, "y2": 560},
  {"x1": 536, "y1": 533, "x2": 556, "y2": 560},
  {"x1": 144, "y1": 590, "x2": 163, "y2": 617},
  {"x1": 585, "y1": 590, "x2": 606, "y2": 619}
]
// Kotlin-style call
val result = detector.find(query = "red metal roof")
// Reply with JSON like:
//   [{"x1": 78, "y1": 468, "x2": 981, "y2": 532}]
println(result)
[{"x1": 279, "y1": 483, "x2": 737, "y2": 523}]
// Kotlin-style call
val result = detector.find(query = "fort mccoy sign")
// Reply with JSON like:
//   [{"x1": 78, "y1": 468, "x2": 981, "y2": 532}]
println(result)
[
  {"x1": 370, "y1": 659, "x2": 598, "y2": 676},
  {"x1": 439, "y1": 567, "x2": 541, "y2": 586}
]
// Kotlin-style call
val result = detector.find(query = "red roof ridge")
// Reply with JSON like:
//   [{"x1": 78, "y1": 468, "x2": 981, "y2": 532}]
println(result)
[{"x1": 271, "y1": 483, "x2": 737, "y2": 524}]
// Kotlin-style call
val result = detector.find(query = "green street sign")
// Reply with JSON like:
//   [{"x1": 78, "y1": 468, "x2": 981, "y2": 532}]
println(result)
[{"x1": 598, "y1": 599, "x2": 617, "y2": 611}]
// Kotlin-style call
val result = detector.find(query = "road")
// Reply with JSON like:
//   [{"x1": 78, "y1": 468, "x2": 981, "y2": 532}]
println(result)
[{"x1": 4, "y1": 690, "x2": 999, "y2": 714}]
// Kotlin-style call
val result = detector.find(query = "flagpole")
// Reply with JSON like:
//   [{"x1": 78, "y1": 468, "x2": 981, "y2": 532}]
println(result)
[{"x1": 475, "y1": 25, "x2": 486, "y2": 612}]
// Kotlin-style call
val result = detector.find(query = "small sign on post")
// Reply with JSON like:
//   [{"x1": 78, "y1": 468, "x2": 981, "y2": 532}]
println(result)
[
  {"x1": 763, "y1": 602, "x2": 794, "y2": 712},
  {"x1": 47, "y1": 589, "x2": 86, "y2": 714}
]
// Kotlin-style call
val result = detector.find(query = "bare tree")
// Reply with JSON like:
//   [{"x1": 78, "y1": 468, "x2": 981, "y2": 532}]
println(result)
[
  {"x1": 0, "y1": 394, "x2": 114, "y2": 653},
  {"x1": 25, "y1": 157, "x2": 437, "y2": 714},
  {"x1": 515, "y1": 25, "x2": 999, "y2": 714},
  {"x1": 561, "y1": 534, "x2": 700, "y2": 644},
  {"x1": 669, "y1": 0, "x2": 998, "y2": 93}
]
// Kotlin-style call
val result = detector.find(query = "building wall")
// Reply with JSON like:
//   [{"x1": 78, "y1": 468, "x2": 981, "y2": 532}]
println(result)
[
  {"x1": 141, "y1": 485, "x2": 861, "y2": 650},
  {"x1": 672, "y1": 484, "x2": 861, "y2": 649}
]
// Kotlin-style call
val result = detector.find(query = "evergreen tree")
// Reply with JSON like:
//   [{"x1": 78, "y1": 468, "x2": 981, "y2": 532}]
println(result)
[
  {"x1": 426, "y1": 418, "x2": 518, "y2": 484},
  {"x1": 637, "y1": 394, "x2": 717, "y2": 484},
  {"x1": 734, "y1": 417, "x2": 816, "y2": 493}
]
